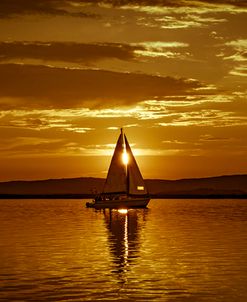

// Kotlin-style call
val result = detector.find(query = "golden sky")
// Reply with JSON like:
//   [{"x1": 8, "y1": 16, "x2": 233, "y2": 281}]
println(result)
[{"x1": 0, "y1": 0, "x2": 246, "y2": 181}]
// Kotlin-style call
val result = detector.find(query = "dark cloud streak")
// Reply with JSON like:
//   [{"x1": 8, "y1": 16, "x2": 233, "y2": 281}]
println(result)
[
  {"x1": 0, "y1": 0, "x2": 245, "y2": 19},
  {"x1": 0, "y1": 63, "x2": 202, "y2": 109},
  {"x1": 83, "y1": 0, "x2": 247, "y2": 8},
  {"x1": 0, "y1": 41, "x2": 137, "y2": 63},
  {"x1": 0, "y1": 0, "x2": 96, "y2": 19}
]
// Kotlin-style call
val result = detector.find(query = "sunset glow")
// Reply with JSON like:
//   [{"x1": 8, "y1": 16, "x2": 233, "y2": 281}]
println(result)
[{"x1": 0, "y1": 0, "x2": 246, "y2": 181}]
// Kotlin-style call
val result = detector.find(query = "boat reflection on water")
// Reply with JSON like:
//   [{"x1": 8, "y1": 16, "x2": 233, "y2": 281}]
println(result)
[{"x1": 103, "y1": 208, "x2": 148, "y2": 284}]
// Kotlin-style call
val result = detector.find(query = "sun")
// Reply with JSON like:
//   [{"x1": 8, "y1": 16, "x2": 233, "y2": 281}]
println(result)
[{"x1": 122, "y1": 151, "x2": 129, "y2": 165}]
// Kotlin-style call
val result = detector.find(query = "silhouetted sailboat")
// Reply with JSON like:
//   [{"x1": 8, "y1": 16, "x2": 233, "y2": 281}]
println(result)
[{"x1": 86, "y1": 128, "x2": 150, "y2": 209}]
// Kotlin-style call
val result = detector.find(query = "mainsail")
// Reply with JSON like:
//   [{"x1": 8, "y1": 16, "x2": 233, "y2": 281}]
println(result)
[
  {"x1": 125, "y1": 135, "x2": 148, "y2": 196},
  {"x1": 103, "y1": 130, "x2": 127, "y2": 194}
]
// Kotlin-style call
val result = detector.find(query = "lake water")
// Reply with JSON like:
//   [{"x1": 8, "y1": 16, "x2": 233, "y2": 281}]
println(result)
[{"x1": 0, "y1": 199, "x2": 247, "y2": 301}]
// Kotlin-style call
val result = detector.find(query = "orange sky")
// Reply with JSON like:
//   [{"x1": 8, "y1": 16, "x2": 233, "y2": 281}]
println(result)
[{"x1": 0, "y1": 0, "x2": 246, "y2": 181}]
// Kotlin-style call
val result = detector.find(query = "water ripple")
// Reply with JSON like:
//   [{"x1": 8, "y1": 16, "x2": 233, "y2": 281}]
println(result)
[{"x1": 0, "y1": 199, "x2": 247, "y2": 301}]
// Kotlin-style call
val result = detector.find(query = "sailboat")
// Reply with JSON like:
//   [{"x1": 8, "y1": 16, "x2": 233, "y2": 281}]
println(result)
[{"x1": 86, "y1": 128, "x2": 150, "y2": 209}]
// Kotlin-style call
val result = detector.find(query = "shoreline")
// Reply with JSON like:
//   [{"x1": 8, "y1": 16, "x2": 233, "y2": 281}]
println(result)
[{"x1": 1, "y1": 194, "x2": 247, "y2": 199}]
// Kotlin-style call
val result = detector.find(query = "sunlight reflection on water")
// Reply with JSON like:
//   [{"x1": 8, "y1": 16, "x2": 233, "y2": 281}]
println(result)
[{"x1": 0, "y1": 199, "x2": 247, "y2": 301}]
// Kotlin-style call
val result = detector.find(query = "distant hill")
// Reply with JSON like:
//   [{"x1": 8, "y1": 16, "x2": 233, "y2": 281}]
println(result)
[
  {"x1": 0, "y1": 174, "x2": 246, "y2": 198},
  {"x1": 146, "y1": 174, "x2": 247, "y2": 197},
  {"x1": 0, "y1": 177, "x2": 104, "y2": 197}
]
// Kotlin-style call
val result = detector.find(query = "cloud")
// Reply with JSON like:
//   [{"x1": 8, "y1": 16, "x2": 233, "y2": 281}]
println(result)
[
  {"x1": 0, "y1": 41, "x2": 136, "y2": 64},
  {"x1": 229, "y1": 65, "x2": 247, "y2": 77},
  {"x1": 199, "y1": 134, "x2": 229, "y2": 141},
  {"x1": 0, "y1": 111, "x2": 94, "y2": 133},
  {"x1": 0, "y1": 0, "x2": 96, "y2": 19},
  {"x1": 1, "y1": 0, "x2": 245, "y2": 22},
  {"x1": 0, "y1": 94, "x2": 246, "y2": 161},
  {"x1": 95, "y1": 0, "x2": 244, "y2": 30},
  {"x1": 139, "y1": 94, "x2": 247, "y2": 125},
  {"x1": 225, "y1": 39, "x2": 247, "y2": 62},
  {"x1": 82, "y1": 0, "x2": 247, "y2": 9},
  {"x1": 0, "y1": 63, "x2": 201, "y2": 109},
  {"x1": 0, "y1": 136, "x2": 64, "y2": 152},
  {"x1": 133, "y1": 41, "x2": 190, "y2": 58},
  {"x1": 226, "y1": 39, "x2": 247, "y2": 52},
  {"x1": 224, "y1": 39, "x2": 247, "y2": 77},
  {"x1": 0, "y1": 41, "x2": 190, "y2": 64},
  {"x1": 157, "y1": 109, "x2": 247, "y2": 127},
  {"x1": 136, "y1": 12, "x2": 227, "y2": 29},
  {"x1": 1, "y1": 90, "x2": 245, "y2": 135}
]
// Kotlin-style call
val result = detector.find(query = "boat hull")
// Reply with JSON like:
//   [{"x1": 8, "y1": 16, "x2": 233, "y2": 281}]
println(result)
[{"x1": 86, "y1": 197, "x2": 150, "y2": 209}]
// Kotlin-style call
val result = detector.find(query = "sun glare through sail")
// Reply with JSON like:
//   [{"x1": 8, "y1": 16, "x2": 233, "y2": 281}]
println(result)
[
  {"x1": 118, "y1": 209, "x2": 128, "y2": 214},
  {"x1": 122, "y1": 151, "x2": 129, "y2": 165}
]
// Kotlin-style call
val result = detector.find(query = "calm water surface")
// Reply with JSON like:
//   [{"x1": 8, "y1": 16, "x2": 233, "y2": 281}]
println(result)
[{"x1": 0, "y1": 199, "x2": 247, "y2": 301}]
